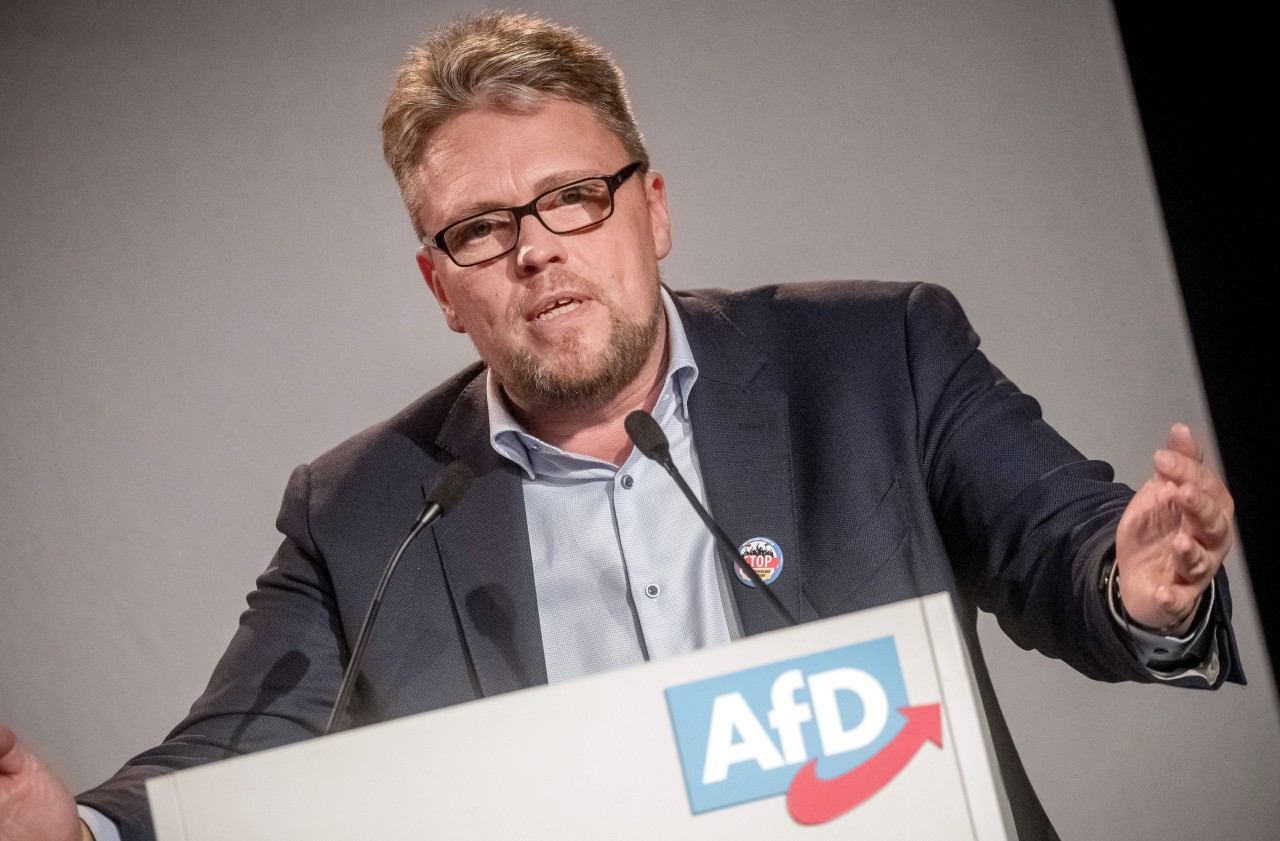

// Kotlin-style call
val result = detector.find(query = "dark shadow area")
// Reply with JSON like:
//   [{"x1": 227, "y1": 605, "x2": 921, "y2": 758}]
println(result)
[
  {"x1": 466, "y1": 583, "x2": 533, "y2": 688},
  {"x1": 224, "y1": 650, "x2": 310, "y2": 757},
  {"x1": 1113, "y1": 3, "x2": 1278, "y2": 691}
]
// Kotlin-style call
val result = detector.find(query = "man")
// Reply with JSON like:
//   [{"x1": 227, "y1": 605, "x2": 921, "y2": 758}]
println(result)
[{"x1": 0, "y1": 12, "x2": 1239, "y2": 841}]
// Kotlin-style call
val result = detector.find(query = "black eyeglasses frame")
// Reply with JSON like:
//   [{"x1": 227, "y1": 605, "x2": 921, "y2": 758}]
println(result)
[{"x1": 425, "y1": 161, "x2": 645, "y2": 268}]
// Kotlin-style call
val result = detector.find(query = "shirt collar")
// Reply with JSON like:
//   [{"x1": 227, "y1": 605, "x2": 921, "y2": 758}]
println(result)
[{"x1": 487, "y1": 287, "x2": 699, "y2": 479}]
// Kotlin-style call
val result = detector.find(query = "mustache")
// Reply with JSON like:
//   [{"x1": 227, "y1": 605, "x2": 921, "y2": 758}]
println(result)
[{"x1": 508, "y1": 268, "x2": 605, "y2": 321}]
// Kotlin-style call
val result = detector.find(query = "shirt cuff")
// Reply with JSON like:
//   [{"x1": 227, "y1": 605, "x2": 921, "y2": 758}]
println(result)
[
  {"x1": 1101, "y1": 559, "x2": 1220, "y2": 685},
  {"x1": 77, "y1": 805, "x2": 122, "y2": 841}
]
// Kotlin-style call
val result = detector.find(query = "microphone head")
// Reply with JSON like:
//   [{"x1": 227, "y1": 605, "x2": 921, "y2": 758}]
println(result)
[
  {"x1": 425, "y1": 461, "x2": 474, "y2": 514},
  {"x1": 625, "y1": 410, "x2": 671, "y2": 463}
]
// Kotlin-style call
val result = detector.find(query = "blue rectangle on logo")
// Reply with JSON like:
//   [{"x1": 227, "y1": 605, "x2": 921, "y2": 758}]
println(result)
[{"x1": 665, "y1": 636, "x2": 909, "y2": 814}]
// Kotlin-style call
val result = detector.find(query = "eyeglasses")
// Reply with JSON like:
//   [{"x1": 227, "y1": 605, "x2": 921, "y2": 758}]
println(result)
[{"x1": 425, "y1": 162, "x2": 644, "y2": 267}]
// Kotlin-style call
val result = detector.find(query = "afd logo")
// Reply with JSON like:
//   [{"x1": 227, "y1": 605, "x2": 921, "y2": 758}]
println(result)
[{"x1": 665, "y1": 636, "x2": 942, "y2": 824}]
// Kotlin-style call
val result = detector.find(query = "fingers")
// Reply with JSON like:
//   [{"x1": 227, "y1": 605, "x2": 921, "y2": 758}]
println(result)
[
  {"x1": 1171, "y1": 529, "x2": 1214, "y2": 583},
  {"x1": 1178, "y1": 480, "x2": 1232, "y2": 546},
  {"x1": 0, "y1": 725, "x2": 81, "y2": 841},
  {"x1": 1153, "y1": 449, "x2": 1209, "y2": 528},
  {"x1": 1153, "y1": 447, "x2": 1200, "y2": 484},
  {"x1": 0, "y1": 724, "x2": 25, "y2": 775},
  {"x1": 1117, "y1": 426, "x2": 1232, "y2": 629},
  {"x1": 1166, "y1": 422, "x2": 1204, "y2": 462},
  {"x1": 1153, "y1": 438, "x2": 1233, "y2": 548},
  {"x1": 1143, "y1": 427, "x2": 1234, "y2": 595},
  {"x1": 1150, "y1": 581, "x2": 1205, "y2": 631}
]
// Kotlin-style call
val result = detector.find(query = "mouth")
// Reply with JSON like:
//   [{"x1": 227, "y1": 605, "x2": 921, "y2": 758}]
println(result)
[{"x1": 531, "y1": 296, "x2": 585, "y2": 323}]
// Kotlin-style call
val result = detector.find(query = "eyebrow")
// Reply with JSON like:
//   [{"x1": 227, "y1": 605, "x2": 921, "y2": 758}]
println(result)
[{"x1": 444, "y1": 168, "x2": 606, "y2": 223}]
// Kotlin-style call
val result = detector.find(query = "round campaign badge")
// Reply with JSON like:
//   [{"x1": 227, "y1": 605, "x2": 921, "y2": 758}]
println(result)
[{"x1": 735, "y1": 537, "x2": 784, "y2": 587}]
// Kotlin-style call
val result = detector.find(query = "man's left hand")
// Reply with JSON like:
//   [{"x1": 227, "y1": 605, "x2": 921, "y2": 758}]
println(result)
[{"x1": 1114, "y1": 423, "x2": 1234, "y2": 634}]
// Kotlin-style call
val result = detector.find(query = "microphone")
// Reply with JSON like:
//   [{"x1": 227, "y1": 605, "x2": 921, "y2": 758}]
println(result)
[
  {"x1": 323, "y1": 460, "x2": 474, "y2": 735},
  {"x1": 625, "y1": 410, "x2": 797, "y2": 626}
]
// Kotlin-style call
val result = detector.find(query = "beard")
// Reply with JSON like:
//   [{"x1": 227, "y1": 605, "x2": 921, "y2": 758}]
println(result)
[{"x1": 497, "y1": 274, "x2": 665, "y2": 412}]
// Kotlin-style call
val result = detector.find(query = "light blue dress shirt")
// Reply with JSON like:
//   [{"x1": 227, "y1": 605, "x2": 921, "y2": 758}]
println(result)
[{"x1": 488, "y1": 288, "x2": 742, "y2": 683}]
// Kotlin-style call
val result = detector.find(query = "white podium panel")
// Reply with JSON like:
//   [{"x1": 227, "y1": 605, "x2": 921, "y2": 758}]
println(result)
[{"x1": 147, "y1": 594, "x2": 1015, "y2": 839}]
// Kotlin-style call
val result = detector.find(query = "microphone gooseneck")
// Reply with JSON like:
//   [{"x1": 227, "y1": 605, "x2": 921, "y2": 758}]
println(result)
[
  {"x1": 324, "y1": 461, "x2": 474, "y2": 735},
  {"x1": 624, "y1": 410, "x2": 797, "y2": 626}
]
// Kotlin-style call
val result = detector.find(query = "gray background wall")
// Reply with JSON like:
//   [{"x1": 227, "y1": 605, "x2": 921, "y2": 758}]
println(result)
[{"x1": 2, "y1": 0, "x2": 1277, "y2": 837}]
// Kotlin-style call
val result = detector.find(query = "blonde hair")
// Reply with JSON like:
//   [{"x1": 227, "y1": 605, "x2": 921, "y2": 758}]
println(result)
[{"x1": 382, "y1": 12, "x2": 650, "y2": 238}]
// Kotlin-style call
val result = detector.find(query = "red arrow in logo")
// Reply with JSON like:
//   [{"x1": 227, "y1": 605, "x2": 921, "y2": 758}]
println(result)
[{"x1": 785, "y1": 703, "x2": 943, "y2": 825}]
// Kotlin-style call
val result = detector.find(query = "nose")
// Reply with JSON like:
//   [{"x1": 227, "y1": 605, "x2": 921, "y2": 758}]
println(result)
[{"x1": 513, "y1": 214, "x2": 567, "y2": 277}]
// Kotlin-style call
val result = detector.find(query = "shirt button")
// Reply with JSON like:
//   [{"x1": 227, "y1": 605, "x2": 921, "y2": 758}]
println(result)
[
  {"x1": 645, "y1": 583, "x2": 660, "y2": 598},
  {"x1": 620, "y1": 474, "x2": 635, "y2": 489}
]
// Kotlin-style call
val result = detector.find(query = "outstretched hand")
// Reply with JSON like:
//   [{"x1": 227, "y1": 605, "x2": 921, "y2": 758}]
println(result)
[
  {"x1": 1114, "y1": 423, "x2": 1234, "y2": 634},
  {"x1": 0, "y1": 724, "x2": 82, "y2": 841}
]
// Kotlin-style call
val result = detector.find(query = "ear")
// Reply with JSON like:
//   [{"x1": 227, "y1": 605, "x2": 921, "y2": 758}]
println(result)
[
  {"x1": 417, "y1": 247, "x2": 466, "y2": 334},
  {"x1": 643, "y1": 171, "x2": 673, "y2": 260}
]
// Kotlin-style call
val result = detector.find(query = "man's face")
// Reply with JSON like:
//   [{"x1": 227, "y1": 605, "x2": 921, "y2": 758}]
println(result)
[{"x1": 414, "y1": 99, "x2": 672, "y2": 414}]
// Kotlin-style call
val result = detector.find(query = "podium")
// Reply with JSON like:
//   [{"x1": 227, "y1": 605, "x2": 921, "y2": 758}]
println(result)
[{"x1": 146, "y1": 593, "x2": 1015, "y2": 839}]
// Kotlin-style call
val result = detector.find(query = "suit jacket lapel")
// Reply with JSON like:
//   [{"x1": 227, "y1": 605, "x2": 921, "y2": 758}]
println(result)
[
  {"x1": 432, "y1": 372, "x2": 548, "y2": 696},
  {"x1": 675, "y1": 292, "x2": 809, "y2": 635}
]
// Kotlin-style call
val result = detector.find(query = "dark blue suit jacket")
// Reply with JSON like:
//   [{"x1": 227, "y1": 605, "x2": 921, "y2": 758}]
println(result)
[{"x1": 79, "y1": 281, "x2": 1242, "y2": 840}]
